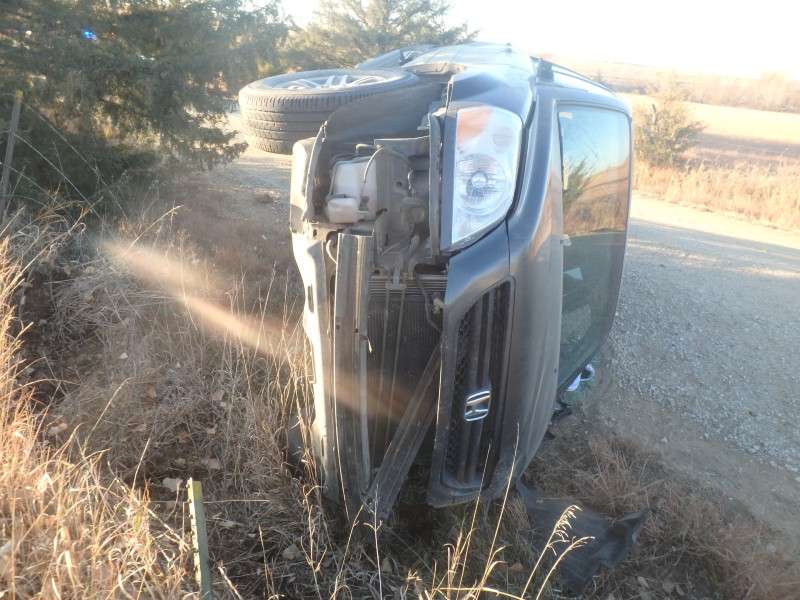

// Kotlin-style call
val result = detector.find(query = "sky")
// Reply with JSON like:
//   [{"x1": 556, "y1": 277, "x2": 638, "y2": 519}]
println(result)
[{"x1": 284, "y1": 0, "x2": 800, "y2": 79}]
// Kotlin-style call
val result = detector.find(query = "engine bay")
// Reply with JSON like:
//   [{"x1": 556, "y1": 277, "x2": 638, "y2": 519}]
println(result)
[
  {"x1": 286, "y1": 81, "x2": 452, "y2": 517},
  {"x1": 290, "y1": 88, "x2": 447, "y2": 278},
  {"x1": 325, "y1": 136, "x2": 434, "y2": 270}
]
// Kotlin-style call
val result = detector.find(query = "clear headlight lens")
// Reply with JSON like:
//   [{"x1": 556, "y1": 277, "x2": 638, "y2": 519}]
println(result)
[{"x1": 450, "y1": 106, "x2": 522, "y2": 246}]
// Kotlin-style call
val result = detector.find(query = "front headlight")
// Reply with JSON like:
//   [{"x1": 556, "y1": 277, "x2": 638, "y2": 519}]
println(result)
[{"x1": 450, "y1": 105, "x2": 522, "y2": 247}]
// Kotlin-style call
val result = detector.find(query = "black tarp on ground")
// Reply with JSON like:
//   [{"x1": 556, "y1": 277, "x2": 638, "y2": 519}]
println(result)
[{"x1": 516, "y1": 480, "x2": 649, "y2": 592}]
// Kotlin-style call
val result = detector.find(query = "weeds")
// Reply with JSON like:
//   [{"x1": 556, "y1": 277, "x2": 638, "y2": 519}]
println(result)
[
  {"x1": 634, "y1": 159, "x2": 800, "y2": 231},
  {"x1": 0, "y1": 239, "x2": 192, "y2": 598}
]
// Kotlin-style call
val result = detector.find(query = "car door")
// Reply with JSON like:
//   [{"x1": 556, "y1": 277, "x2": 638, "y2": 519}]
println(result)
[{"x1": 556, "y1": 105, "x2": 631, "y2": 386}]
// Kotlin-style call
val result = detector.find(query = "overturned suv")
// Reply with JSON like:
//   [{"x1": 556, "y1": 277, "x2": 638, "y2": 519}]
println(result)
[{"x1": 240, "y1": 44, "x2": 632, "y2": 521}]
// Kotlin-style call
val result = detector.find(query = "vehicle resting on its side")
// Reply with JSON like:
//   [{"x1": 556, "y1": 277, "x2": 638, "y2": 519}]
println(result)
[{"x1": 239, "y1": 43, "x2": 632, "y2": 522}]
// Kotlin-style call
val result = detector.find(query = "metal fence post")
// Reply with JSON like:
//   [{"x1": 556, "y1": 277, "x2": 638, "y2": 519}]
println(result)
[
  {"x1": 187, "y1": 478, "x2": 214, "y2": 599},
  {"x1": 0, "y1": 91, "x2": 22, "y2": 219}
]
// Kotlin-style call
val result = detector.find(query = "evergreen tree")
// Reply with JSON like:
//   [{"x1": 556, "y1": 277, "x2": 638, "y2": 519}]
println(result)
[
  {"x1": 0, "y1": 0, "x2": 287, "y2": 198},
  {"x1": 288, "y1": 0, "x2": 473, "y2": 69}
]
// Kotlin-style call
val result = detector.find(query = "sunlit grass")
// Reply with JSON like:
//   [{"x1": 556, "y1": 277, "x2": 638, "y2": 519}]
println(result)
[{"x1": 634, "y1": 160, "x2": 800, "y2": 231}]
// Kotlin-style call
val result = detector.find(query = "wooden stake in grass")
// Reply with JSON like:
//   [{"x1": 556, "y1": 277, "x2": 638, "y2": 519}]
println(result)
[
  {"x1": 0, "y1": 91, "x2": 22, "y2": 219},
  {"x1": 188, "y1": 478, "x2": 214, "y2": 599}
]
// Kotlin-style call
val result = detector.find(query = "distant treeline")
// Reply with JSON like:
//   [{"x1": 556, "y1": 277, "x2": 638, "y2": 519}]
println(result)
[
  {"x1": 604, "y1": 72, "x2": 800, "y2": 114},
  {"x1": 549, "y1": 56, "x2": 800, "y2": 114}
]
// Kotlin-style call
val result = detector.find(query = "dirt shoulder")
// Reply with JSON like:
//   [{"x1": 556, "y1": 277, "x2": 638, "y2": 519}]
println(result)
[{"x1": 169, "y1": 120, "x2": 294, "y2": 294}]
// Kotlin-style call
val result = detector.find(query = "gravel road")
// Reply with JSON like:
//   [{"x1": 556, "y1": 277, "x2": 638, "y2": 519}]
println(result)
[{"x1": 588, "y1": 194, "x2": 800, "y2": 543}]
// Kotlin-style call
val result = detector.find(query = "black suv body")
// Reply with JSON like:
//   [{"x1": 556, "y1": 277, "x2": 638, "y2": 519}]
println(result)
[{"x1": 278, "y1": 43, "x2": 632, "y2": 520}]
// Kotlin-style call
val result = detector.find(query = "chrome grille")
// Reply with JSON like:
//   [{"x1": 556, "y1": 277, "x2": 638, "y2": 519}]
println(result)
[{"x1": 444, "y1": 282, "x2": 511, "y2": 486}]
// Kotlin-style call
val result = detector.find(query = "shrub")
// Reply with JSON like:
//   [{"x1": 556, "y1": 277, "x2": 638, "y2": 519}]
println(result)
[{"x1": 634, "y1": 85, "x2": 705, "y2": 167}]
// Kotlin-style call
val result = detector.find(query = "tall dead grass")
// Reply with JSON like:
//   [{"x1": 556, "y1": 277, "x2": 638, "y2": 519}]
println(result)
[
  {"x1": 13, "y1": 193, "x2": 595, "y2": 598},
  {"x1": 0, "y1": 238, "x2": 192, "y2": 598},
  {"x1": 634, "y1": 160, "x2": 800, "y2": 231},
  {"x1": 9, "y1": 191, "x2": 798, "y2": 598}
]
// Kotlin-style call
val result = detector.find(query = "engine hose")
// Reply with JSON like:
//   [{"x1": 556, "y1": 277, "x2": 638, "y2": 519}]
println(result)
[
  {"x1": 325, "y1": 238, "x2": 337, "y2": 264},
  {"x1": 415, "y1": 269, "x2": 441, "y2": 333}
]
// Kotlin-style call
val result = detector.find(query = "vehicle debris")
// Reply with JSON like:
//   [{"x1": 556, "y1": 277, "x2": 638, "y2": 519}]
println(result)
[{"x1": 516, "y1": 480, "x2": 649, "y2": 592}]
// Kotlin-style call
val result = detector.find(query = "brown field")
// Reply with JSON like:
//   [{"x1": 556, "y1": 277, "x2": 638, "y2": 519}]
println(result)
[
  {"x1": 634, "y1": 161, "x2": 800, "y2": 230},
  {"x1": 623, "y1": 92, "x2": 800, "y2": 166},
  {"x1": 622, "y1": 92, "x2": 800, "y2": 230}
]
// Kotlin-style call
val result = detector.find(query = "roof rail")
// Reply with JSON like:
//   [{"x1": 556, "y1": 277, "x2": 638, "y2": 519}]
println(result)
[{"x1": 533, "y1": 58, "x2": 615, "y2": 94}]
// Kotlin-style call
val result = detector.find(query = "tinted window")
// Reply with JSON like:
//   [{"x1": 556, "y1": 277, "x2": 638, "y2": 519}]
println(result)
[{"x1": 557, "y1": 107, "x2": 630, "y2": 384}]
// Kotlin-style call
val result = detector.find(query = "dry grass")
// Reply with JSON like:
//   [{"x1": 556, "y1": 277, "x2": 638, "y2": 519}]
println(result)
[
  {"x1": 634, "y1": 160, "x2": 800, "y2": 231},
  {"x1": 5, "y1": 202, "x2": 799, "y2": 597},
  {"x1": 0, "y1": 238, "x2": 192, "y2": 598},
  {"x1": 3, "y1": 133, "x2": 798, "y2": 597},
  {"x1": 5, "y1": 186, "x2": 798, "y2": 598}
]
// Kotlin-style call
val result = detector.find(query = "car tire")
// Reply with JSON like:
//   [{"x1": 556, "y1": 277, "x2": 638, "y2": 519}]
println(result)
[{"x1": 238, "y1": 69, "x2": 420, "y2": 154}]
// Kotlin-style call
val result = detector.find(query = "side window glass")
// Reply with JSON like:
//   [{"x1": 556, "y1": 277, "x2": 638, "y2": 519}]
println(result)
[{"x1": 557, "y1": 107, "x2": 630, "y2": 384}]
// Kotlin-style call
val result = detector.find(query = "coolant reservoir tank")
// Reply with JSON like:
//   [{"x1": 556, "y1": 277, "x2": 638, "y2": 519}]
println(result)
[
  {"x1": 328, "y1": 157, "x2": 378, "y2": 219},
  {"x1": 325, "y1": 196, "x2": 365, "y2": 224}
]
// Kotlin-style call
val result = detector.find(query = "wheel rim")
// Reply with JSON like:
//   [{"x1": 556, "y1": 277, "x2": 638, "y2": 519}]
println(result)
[{"x1": 274, "y1": 72, "x2": 401, "y2": 90}]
